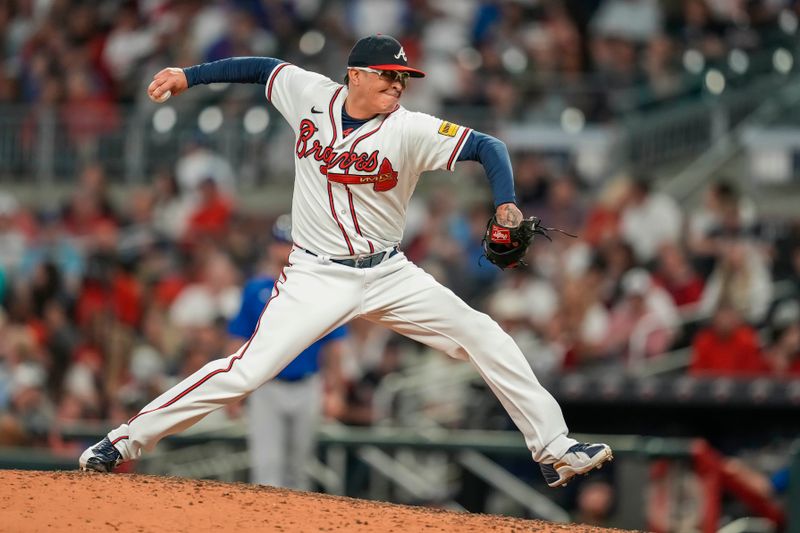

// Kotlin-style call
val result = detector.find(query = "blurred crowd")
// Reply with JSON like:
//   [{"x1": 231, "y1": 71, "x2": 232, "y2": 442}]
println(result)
[
  {"x1": 1, "y1": 0, "x2": 799, "y2": 134},
  {"x1": 0, "y1": 1, "x2": 798, "y2": 507},
  {"x1": 0, "y1": 146, "x2": 798, "y2": 453}
]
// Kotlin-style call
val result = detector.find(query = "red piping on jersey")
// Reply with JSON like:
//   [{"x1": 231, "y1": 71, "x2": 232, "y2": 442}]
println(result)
[
  {"x1": 327, "y1": 181, "x2": 355, "y2": 255},
  {"x1": 111, "y1": 435, "x2": 129, "y2": 445},
  {"x1": 267, "y1": 63, "x2": 291, "y2": 102},
  {"x1": 328, "y1": 86, "x2": 343, "y2": 146},
  {"x1": 345, "y1": 185, "x2": 374, "y2": 253},
  {"x1": 126, "y1": 266, "x2": 289, "y2": 426},
  {"x1": 447, "y1": 128, "x2": 471, "y2": 171},
  {"x1": 324, "y1": 85, "x2": 358, "y2": 254}
]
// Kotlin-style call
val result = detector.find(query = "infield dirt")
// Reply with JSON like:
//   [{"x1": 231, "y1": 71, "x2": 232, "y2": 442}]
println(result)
[{"x1": 0, "y1": 470, "x2": 635, "y2": 532}]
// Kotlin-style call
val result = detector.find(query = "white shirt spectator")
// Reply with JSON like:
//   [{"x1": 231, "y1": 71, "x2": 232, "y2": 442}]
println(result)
[
  {"x1": 102, "y1": 8, "x2": 158, "y2": 82},
  {"x1": 590, "y1": 0, "x2": 663, "y2": 42},
  {"x1": 169, "y1": 284, "x2": 241, "y2": 328},
  {"x1": 175, "y1": 146, "x2": 237, "y2": 198},
  {"x1": 699, "y1": 240, "x2": 773, "y2": 324},
  {"x1": 621, "y1": 190, "x2": 682, "y2": 263}
]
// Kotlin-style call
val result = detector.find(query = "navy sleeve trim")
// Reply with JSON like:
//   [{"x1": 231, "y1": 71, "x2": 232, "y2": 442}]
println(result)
[
  {"x1": 446, "y1": 128, "x2": 472, "y2": 171},
  {"x1": 266, "y1": 63, "x2": 291, "y2": 102}
]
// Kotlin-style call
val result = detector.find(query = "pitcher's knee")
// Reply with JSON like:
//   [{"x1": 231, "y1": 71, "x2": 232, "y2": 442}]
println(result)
[
  {"x1": 460, "y1": 313, "x2": 513, "y2": 352},
  {"x1": 222, "y1": 358, "x2": 273, "y2": 393}
]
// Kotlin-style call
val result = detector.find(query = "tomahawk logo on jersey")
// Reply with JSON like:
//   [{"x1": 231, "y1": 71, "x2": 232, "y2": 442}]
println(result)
[{"x1": 265, "y1": 64, "x2": 471, "y2": 257}]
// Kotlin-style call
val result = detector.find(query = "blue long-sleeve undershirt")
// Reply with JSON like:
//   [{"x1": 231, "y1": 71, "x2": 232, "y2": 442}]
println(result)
[
  {"x1": 183, "y1": 57, "x2": 517, "y2": 208},
  {"x1": 183, "y1": 56, "x2": 281, "y2": 86},
  {"x1": 456, "y1": 132, "x2": 516, "y2": 207}
]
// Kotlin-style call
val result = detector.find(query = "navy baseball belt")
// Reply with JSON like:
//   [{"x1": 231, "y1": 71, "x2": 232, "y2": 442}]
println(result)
[{"x1": 299, "y1": 246, "x2": 399, "y2": 268}]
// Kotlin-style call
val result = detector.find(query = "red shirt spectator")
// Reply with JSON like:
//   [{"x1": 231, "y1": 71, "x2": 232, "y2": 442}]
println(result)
[
  {"x1": 653, "y1": 243, "x2": 705, "y2": 307},
  {"x1": 76, "y1": 270, "x2": 142, "y2": 328},
  {"x1": 690, "y1": 305, "x2": 768, "y2": 376},
  {"x1": 184, "y1": 178, "x2": 233, "y2": 242}
]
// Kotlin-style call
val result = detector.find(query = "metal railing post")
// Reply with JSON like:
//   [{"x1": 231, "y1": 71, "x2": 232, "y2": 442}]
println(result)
[{"x1": 35, "y1": 106, "x2": 55, "y2": 189}]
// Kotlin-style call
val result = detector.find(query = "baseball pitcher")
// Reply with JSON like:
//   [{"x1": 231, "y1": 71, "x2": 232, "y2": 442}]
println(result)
[{"x1": 80, "y1": 34, "x2": 612, "y2": 488}]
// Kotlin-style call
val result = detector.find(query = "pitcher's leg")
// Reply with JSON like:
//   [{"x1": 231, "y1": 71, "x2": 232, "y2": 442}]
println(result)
[
  {"x1": 106, "y1": 253, "x2": 359, "y2": 462},
  {"x1": 364, "y1": 258, "x2": 575, "y2": 463}
]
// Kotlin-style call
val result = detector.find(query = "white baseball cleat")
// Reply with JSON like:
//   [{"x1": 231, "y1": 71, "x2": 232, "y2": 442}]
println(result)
[
  {"x1": 539, "y1": 442, "x2": 613, "y2": 488},
  {"x1": 79, "y1": 437, "x2": 123, "y2": 473}
]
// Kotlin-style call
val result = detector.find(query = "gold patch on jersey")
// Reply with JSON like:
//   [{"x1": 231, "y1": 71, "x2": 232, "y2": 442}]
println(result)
[{"x1": 438, "y1": 121, "x2": 460, "y2": 137}]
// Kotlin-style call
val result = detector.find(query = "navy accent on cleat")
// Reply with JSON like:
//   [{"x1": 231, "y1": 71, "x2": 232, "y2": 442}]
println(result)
[
  {"x1": 540, "y1": 442, "x2": 613, "y2": 488},
  {"x1": 79, "y1": 437, "x2": 123, "y2": 473}
]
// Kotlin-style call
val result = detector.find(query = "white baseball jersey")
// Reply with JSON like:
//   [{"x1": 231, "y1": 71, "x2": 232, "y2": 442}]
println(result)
[{"x1": 266, "y1": 63, "x2": 472, "y2": 256}]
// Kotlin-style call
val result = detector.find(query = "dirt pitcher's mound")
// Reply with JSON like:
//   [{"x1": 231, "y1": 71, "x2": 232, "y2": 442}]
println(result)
[{"x1": 0, "y1": 470, "x2": 630, "y2": 532}]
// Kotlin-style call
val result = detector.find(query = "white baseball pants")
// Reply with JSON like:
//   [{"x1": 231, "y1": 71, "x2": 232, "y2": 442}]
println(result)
[{"x1": 108, "y1": 247, "x2": 577, "y2": 464}]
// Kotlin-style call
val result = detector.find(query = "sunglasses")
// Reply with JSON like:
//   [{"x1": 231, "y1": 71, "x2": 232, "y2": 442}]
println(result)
[{"x1": 351, "y1": 67, "x2": 410, "y2": 86}]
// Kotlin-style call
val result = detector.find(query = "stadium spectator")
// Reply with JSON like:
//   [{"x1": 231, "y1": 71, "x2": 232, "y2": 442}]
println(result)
[
  {"x1": 557, "y1": 274, "x2": 611, "y2": 371},
  {"x1": 619, "y1": 177, "x2": 682, "y2": 265},
  {"x1": 19, "y1": 212, "x2": 84, "y2": 294},
  {"x1": 168, "y1": 249, "x2": 241, "y2": 329},
  {"x1": 60, "y1": 70, "x2": 119, "y2": 157},
  {"x1": 150, "y1": 168, "x2": 193, "y2": 241},
  {"x1": 512, "y1": 153, "x2": 551, "y2": 213},
  {"x1": 603, "y1": 268, "x2": 679, "y2": 364},
  {"x1": 174, "y1": 139, "x2": 237, "y2": 199},
  {"x1": 687, "y1": 180, "x2": 759, "y2": 277},
  {"x1": 183, "y1": 178, "x2": 235, "y2": 244},
  {"x1": 102, "y1": 2, "x2": 159, "y2": 95},
  {"x1": 573, "y1": 479, "x2": 616, "y2": 527},
  {"x1": 594, "y1": 239, "x2": 637, "y2": 308},
  {"x1": 771, "y1": 219, "x2": 800, "y2": 287},
  {"x1": 582, "y1": 177, "x2": 629, "y2": 248},
  {"x1": 0, "y1": 193, "x2": 27, "y2": 278},
  {"x1": 533, "y1": 173, "x2": 586, "y2": 238},
  {"x1": 124, "y1": 304, "x2": 180, "y2": 400},
  {"x1": 690, "y1": 303, "x2": 768, "y2": 376},
  {"x1": 671, "y1": 0, "x2": 729, "y2": 59},
  {"x1": 698, "y1": 239, "x2": 773, "y2": 325},
  {"x1": 486, "y1": 278, "x2": 561, "y2": 378},
  {"x1": 204, "y1": 8, "x2": 275, "y2": 62},
  {"x1": 340, "y1": 334, "x2": 405, "y2": 427},
  {"x1": 763, "y1": 300, "x2": 800, "y2": 377},
  {"x1": 652, "y1": 243, "x2": 705, "y2": 309}
]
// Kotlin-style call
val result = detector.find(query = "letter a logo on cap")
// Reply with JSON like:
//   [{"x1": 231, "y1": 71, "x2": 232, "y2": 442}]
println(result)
[{"x1": 394, "y1": 47, "x2": 407, "y2": 62}]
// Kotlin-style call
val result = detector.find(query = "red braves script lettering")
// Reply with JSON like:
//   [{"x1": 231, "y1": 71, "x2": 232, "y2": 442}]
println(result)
[
  {"x1": 295, "y1": 119, "x2": 397, "y2": 192},
  {"x1": 491, "y1": 225, "x2": 511, "y2": 244}
]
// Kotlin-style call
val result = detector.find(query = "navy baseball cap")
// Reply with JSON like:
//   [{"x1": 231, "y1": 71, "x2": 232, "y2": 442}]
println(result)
[{"x1": 347, "y1": 35, "x2": 425, "y2": 78}]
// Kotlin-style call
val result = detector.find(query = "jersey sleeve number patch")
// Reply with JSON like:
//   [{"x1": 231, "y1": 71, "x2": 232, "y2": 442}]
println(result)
[{"x1": 438, "y1": 121, "x2": 460, "y2": 137}]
